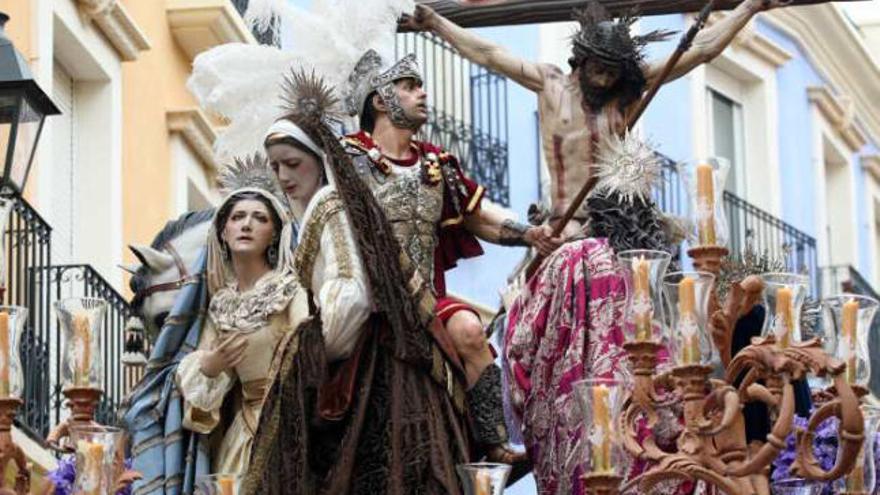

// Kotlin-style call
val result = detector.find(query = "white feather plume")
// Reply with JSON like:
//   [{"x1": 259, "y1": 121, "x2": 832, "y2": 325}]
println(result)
[
  {"x1": 188, "y1": 0, "x2": 414, "y2": 160},
  {"x1": 242, "y1": 0, "x2": 285, "y2": 34}
]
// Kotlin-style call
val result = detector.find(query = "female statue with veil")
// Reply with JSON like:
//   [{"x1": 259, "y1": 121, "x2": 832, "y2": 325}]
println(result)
[
  {"x1": 124, "y1": 142, "x2": 372, "y2": 488},
  {"x1": 175, "y1": 181, "x2": 308, "y2": 475},
  {"x1": 243, "y1": 72, "x2": 471, "y2": 494}
]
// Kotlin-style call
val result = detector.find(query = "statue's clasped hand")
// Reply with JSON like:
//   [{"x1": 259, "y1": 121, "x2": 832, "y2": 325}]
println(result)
[
  {"x1": 525, "y1": 225, "x2": 564, "y2": 257},
  {"x1": 200, "y1": 333, "x2": 248, "y2": 378},
  {"x1": 399, "y1": 4, "x2": 436, "y2": 31}
]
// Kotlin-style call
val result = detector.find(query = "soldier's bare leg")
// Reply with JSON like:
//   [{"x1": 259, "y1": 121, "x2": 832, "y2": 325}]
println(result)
[{"x1": 446, "y1": 310, "x2": 495, "y2": 387}]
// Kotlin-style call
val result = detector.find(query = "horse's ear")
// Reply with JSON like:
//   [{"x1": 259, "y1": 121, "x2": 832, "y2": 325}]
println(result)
[
  {"x1": 118, "y1": 262, "x2": 141, "y2": 275},
  {"x1": 129, "y1": 244, "x2": 175, "y2": 273}
]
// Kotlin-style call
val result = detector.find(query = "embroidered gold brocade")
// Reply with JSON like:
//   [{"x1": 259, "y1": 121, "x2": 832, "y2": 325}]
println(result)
[{"x1": 293, "y1": 192, "x2": 346, "y2": 283}]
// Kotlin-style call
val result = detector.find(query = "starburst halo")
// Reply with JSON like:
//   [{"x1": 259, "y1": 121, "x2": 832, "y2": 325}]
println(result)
[
  {"x1": 217, "y1": 152, "x2": 285, "y2": 202},
  {"x1": 590, "y1": 132, "x2": 662, "y2": 204}
]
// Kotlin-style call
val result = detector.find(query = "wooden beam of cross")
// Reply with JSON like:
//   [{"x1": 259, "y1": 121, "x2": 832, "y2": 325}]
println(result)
[{"x1": 410, "y1": 0, "x2": 862, "y2": 29}]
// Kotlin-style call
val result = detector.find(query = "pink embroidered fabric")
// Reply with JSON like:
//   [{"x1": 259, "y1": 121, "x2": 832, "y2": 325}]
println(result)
[{"x1": 504, "y1": 238, "x2": 628, "y2": 494}]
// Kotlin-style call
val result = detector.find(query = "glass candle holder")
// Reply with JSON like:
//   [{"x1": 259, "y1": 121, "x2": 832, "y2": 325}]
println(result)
[
  {"x1": 617, "y1": 250, "x2": 671, "y2": 343},
  {"x1": 760, "y1": 273, "x2": 810, "y2": 348},
  {"x1": 836, "y1": 405, "x2": 880, "y2": 494},
  {"x1": 662, "y1": 272, "x2": 716, "y2": 367},
  {"x1": 55, "y1": 297, "x2": 108, "y2": 390},
  {"x1": 770, "y1": 478, "x2": 822, "y2": 495},
  {"x1": 195, "y1": 474, "x2": 242, "y2": 495},
  {"x1": 822, "y1": 294, "x2": 879, "y2": 387},
  {"x1": 677, "y1": 157, "x2": 730, "y2": 248},
  {"x1": 456, "y1": 463, "x2": 511, "y2": 495},
  {"x1": 0, "y1": 306, "x2": 25, "y2": 398},
  {"x1": 70, "y1": 425, "x2": 125, "y2": 495},
  {"x1": 573, "y1": 377, "x2": 627, "y2": 475}
]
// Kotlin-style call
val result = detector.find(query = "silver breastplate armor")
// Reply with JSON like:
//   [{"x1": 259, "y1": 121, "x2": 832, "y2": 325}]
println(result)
[{"x1": 351, "y1": 154, "x2": 444, "y2": 287}]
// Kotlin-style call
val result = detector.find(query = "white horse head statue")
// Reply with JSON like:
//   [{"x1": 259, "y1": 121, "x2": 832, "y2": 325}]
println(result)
[{"x1": 122, "y1": 209, "x2": 214, "y2": 339}]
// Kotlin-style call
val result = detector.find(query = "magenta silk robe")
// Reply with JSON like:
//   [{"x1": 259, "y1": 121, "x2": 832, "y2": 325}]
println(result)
[{"x1": 505, "y1": 238, "x2": 628, "y2": 494}]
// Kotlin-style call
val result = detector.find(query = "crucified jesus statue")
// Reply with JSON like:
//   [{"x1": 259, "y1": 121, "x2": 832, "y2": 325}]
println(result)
[{"x1": 402, "y1": 0, "x2": 783, "y2": 238}]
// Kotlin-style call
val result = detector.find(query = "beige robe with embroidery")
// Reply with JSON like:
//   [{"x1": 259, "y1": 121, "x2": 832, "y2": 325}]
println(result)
[
  {"x1": 176, "y1": 186, "x2": 370, "y2": 476},
  {"x1": 176, "y1": 283, "x2": 308, "y2": 474}
]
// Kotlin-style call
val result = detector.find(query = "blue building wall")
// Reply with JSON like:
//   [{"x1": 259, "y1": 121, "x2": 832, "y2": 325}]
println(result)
[
  {"x1": 756, "y1": 19, "x2": 877, "y2": 279},
  {"x1": 756, "y1": 19, "x2": 825, "y2": 239},
  {"x1": 445, "y1": 24, "x2": 541, "y2": 308},
  {"x1": 641, "y1": 14, "x2": 693, "y2": 164},
  {"x1": 855, "y1": 139, "x2": 879, "y2": 278}
]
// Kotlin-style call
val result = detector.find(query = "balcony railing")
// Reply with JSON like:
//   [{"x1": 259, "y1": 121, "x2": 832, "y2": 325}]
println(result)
[
  {"x1": 31, "y1": 265, "x2": 134, "y2": 431},
  {"x1": 396, "y1": 32, "x2": 510, "y2": 205},
  {"x1": 656, "y1": 158, "x2": 819, "y2": 291},
  {"x1": 723, "y1": 192, "x2": 819, "y2": 288},
  {"x1": 0, "y1": 194, "x2": 133, "y2": 439},
  {"x1": 819, "y1": 265, "x2": 880, "y2": 300}
]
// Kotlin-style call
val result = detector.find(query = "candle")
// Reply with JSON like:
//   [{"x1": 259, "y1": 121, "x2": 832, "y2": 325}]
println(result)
[
  {"x1": 696, "y1": 163, "x2": 716, "y2": 246},
  {"x1": 77, "y1": 440, "x2": 105, "y2": 495},
  {"x1": 73, "y1": 313, "x2": 91, "y2": 387},
  {"x1": 632, "y1": 256, "x2": 652, "y2": 341},
  {"x1": 678, "y1": 277, "x2": 700, "y2": 365},
  {"x1": 474, "y1": 471, "x2": 492, "y2": 495},
  {"x1": 775, "y1": 287, "x2": 793, "y2": 348},
  {"x1": 0, "y1": 311, "x2": 9, "y2": 397},
  {"x1": 843, "y1": 298, "x2": 859, "y2": 384},
  {"x1": 591, "y1": 385, "x2": 612, "y2": 473},
  {"x1": 219, "y1": 476, "x2": 235, "y2": 495}
]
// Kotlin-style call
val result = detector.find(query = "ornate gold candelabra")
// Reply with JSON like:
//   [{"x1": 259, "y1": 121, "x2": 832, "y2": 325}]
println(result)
[
  {"x1": 579, "y1": 245, "x2": 868, "y2": 495},
  {"x1": 578, "y1": 158, "x2": 873, "y2": 495},
  {"x1": 0, "y1": 397, "x2": 30, "y2": 494}
]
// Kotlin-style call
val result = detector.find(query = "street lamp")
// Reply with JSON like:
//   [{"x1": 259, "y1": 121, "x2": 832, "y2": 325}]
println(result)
[{"x1": 0, "y1": 12, "x2": 60, "y2": 196}]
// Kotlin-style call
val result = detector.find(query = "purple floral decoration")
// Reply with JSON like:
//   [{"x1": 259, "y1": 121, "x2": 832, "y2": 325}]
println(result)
[
  {"x1": 771, "y1": 414, "x2": 880, "y2": 495},
  {"x1": 47, "y1": 455, "x2": 133, "y2": 495}
]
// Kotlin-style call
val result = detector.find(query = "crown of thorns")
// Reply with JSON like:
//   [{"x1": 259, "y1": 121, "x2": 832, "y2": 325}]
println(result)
[{"x1": 571, "y1": 1, "x2": 674, "y2": 66}]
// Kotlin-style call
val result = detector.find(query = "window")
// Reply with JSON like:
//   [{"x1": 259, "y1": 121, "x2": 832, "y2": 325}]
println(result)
[
  {"x1": 821, "y1": 134, "x2": 856, "y2": 266},
  {"x1": 169, "y1": 133, "x2": 219, "y2": 215},
  {"x1": 51, "y1": 63, "x2": 76, "y2": 263},
  {"x1": 187, "y1": 179, "x2": 213, "y2": 212},
  {"x1": 707, "y1": 89, "x2": 746, "y2": 197}
]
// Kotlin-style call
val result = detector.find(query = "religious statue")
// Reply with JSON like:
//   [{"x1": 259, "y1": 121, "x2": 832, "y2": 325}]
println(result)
[
  {"x1": 401, "y1": 1, "x2": 787, "y2": 492},
  {"x1": 246, "y1": 71, "x2": 472, "y2": 494},
  {"x1": 341, "y1": 48, "x2": 562, "y2": 466}
]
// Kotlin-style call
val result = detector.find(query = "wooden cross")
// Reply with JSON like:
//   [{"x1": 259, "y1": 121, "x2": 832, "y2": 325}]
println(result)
[{"x1": 414, "y1": 0, "x2": 860, "y2": 28}]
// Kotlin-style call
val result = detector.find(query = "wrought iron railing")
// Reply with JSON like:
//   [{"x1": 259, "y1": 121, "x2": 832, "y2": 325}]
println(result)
[
  {"x1": 723, "y1": 192, "x2": 819, "y2": 287},
  {"x1": 2, "y1": 195, "x2": 52, "y2": 308},
  {"x1": 819, "y1": 265, "x2": 880, "y2": 300},
  {"x1": 656, "y1": 158, "x2": 819, "y2": 290},
  {"x1": 0, "y1": 195, "x2": 53, "y2": 438},
  {"x1": 28, "y1": 265, "x2": 134, "y2": 432},
  {"x1": 396, "y1": 32, "x2": 510, "y2": 205},
  {"x1": 0, "y1": 194, "x2": 133, "y2": 439},
  {"x1": 231, "y1": 0, "x2": 280, "y2": 46},
  {"x1": 655, "y1": 154, "x2": 686, "y2": 218}
]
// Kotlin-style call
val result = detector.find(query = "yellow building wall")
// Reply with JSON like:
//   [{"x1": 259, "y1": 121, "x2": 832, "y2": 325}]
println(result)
[
  {"x1": 1, "y1": 0, "x2": 40, "y2": 206},
  {"x1": 119, "y1": 0, "x2": 202, "y2": 285},
  {"x1": 0, "y1": 2, "x2": 33, "y2": 60}
]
